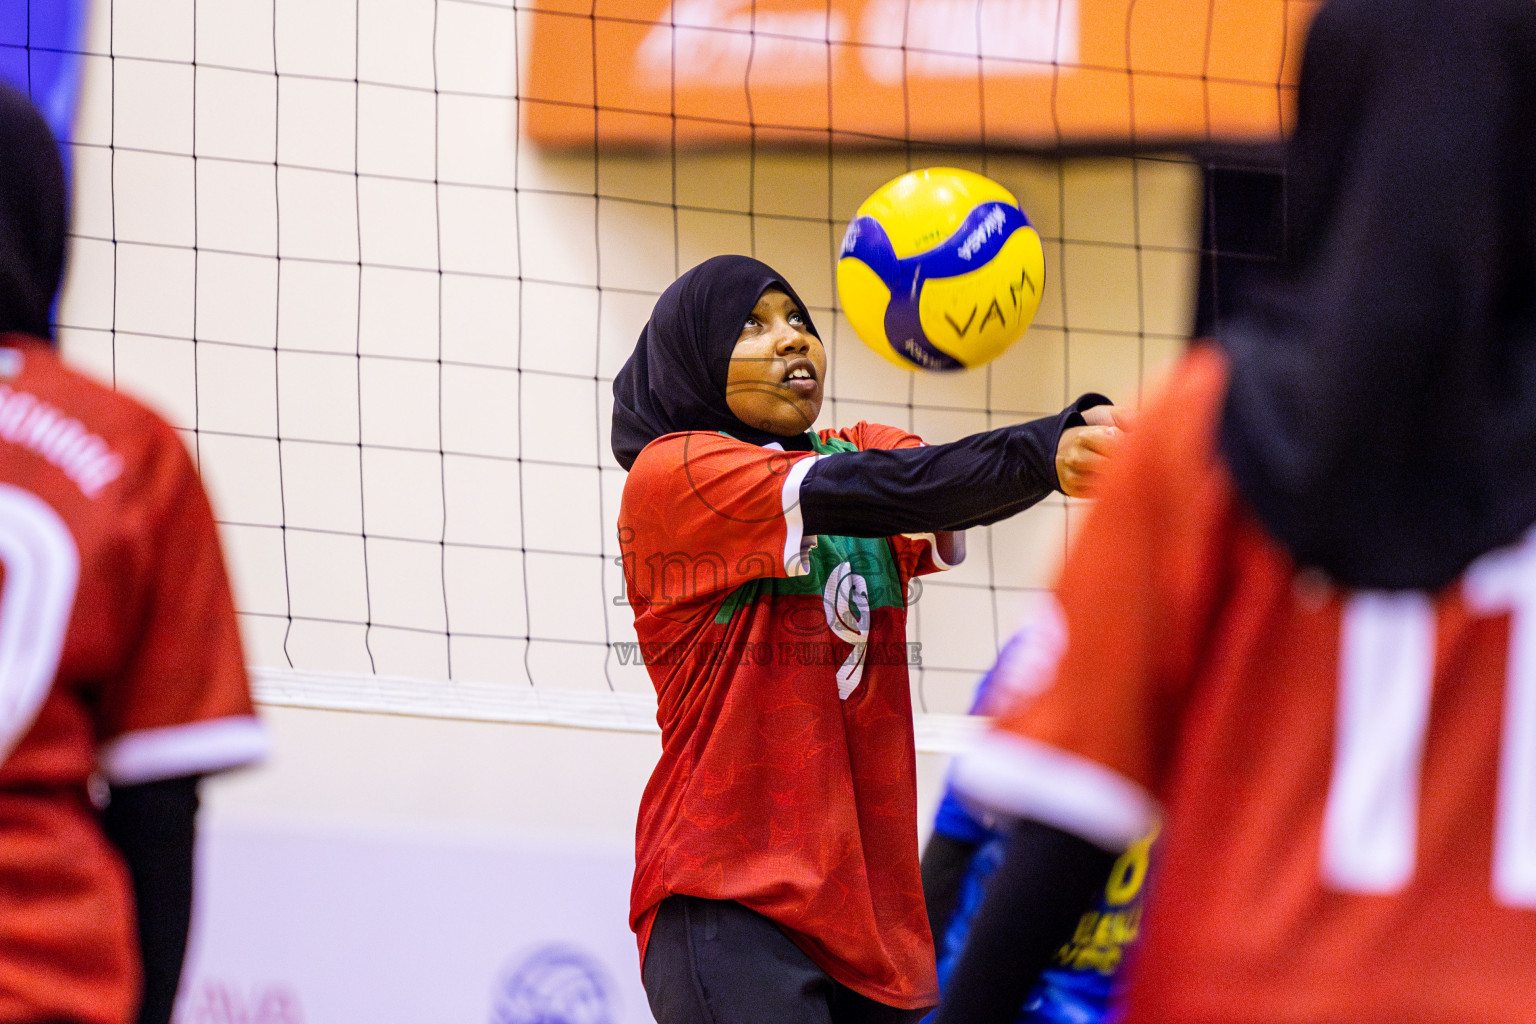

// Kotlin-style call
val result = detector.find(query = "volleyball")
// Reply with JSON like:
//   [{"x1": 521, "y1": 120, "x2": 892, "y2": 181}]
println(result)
[{"x1": 837, "y1": 167, "x2": 1045, "y2": 371}]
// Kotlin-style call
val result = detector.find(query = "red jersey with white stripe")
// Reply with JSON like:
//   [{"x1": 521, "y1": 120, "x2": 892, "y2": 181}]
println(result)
[
  {"x1": 957, "y1": 345, "x2": 1536, "y2": 1024},
  {"x1": 620, "y1": 424, "x2": 958, "y2": 1010},
  {"x1": 0, "y1": 335, "x2": 265, "y2": 1024}
]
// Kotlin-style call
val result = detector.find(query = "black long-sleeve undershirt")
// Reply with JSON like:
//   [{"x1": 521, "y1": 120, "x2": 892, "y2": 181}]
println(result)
[
  {"x1": 101, "y1": 775, "x2": 200, "y2": 1024},
  {"x1": 928, "y1": 818, "x2": 1119, "y2": 1024},
  {"x1": 798, "y1": 395, "x2": 1109, "y2": 539}
]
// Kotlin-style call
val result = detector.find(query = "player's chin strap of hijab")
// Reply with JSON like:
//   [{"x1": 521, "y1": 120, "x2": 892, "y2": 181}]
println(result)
[
  {"x1": 611, "y1": 254, "x2": 819, "y2": 471},
  {"x1": 0, "y1": 81, "x2": 66, "y2": 343},
  {"x1": 1219, "y1": 0, "x2": 1536, "y2": 592}
]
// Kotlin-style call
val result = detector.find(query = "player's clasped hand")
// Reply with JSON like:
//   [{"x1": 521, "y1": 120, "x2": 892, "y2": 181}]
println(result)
[{"x1": 1055, "y1": 404, "x2": 1132, "y2": 498}]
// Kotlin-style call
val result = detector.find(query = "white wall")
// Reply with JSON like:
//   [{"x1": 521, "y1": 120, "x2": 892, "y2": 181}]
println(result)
[
  {"x1": 182, "y1": 708, "x2": 951, "y2": 1023},
  {"x1": 204, "y1": 706, "x2": 952, "y2": 848}
]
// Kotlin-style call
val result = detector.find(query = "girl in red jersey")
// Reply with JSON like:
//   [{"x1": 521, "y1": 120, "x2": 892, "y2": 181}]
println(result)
[
  {"x1": 0, "y1": 83, "x2": 267, "y2": 1024},
  {"x1": 611, "y1": 254, "x2": 1125, "y2": 1024},
  {"x1": 929, "y1": 1, "x2": 1536, "y2": 1022}
]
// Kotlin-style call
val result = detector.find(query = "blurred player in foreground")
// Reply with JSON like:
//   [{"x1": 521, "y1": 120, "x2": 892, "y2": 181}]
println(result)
[
  {"x1": 0, "y1": 83, "x2": 266, "y2": 1024},
  {"x1": 930, "y1": 0, "x2": 1536, "y2": 1020}
]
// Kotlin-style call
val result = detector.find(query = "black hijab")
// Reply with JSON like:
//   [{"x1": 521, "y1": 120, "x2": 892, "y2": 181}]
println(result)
[
  {"x1": 1219, "y1": 0, "x2": 1536, "y2": 590},
  {"x1": 0, "y1": 82, "x2": 67, "y2": 341},
  {"x1": 611, "y1": 255, "x2": 821, "y2": 471}
]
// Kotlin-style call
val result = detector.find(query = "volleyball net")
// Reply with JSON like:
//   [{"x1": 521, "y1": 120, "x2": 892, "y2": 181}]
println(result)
[{"x1": 7, "y1": 0, "x2": 1299, "y2": 746}]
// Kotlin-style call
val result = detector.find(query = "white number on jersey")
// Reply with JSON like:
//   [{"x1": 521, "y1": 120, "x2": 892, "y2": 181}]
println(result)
[
  {"x1": 1322, "y1": 591, "x2": 1435, "y2": 892},
  {"x1": 1322, "y1": 528, "x2": 1536, "y2": 907},
  {"x1": 0, "y1": 484, "x2": 80, "y2": 762},
  {"x1": 1466, "y1": 531, "x2": 1536, "y2": 906},
  {"x1": 823, "y1": 560, "x2": 870, "y2": 700}
]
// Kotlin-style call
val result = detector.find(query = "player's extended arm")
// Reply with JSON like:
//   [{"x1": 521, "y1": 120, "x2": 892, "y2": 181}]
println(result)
[
  {"x1": 928, "y1": 818, "x2": 1117, "y2": 1024},
  {"x1": 798, "y1": 394, "x2": 1111, "y2": 538},
  {"x1": 101, "y1": 775, "x2": 201, "y2": 1024}
]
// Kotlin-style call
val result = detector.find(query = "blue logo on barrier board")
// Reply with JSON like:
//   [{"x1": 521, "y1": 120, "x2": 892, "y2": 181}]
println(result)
[{"x1": 492, "y1": 945, "x2": 617, "y2": 1024}]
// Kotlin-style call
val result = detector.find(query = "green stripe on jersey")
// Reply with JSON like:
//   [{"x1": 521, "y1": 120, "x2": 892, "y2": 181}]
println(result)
[{"x1": 714, "y1": 431, "x2": 905, "y2": 625}]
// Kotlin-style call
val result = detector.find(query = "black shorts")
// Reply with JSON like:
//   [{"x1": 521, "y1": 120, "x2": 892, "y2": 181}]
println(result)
[{"x1": 642, "y1": 895, "x2": 931, "y2": 1024}]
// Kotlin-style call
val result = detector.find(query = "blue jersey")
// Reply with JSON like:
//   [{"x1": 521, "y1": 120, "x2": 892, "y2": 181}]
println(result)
[
  {"x1": 929, "y1": 628, "x2": 1153, "y2": 1024},
  {"x1": 933, "y1": 828, "x2": 1153, "y2": 1024}
]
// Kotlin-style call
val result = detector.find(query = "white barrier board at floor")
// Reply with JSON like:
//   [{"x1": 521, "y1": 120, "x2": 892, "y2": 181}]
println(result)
[{"x1": 173, "y1": 821, "x2": 656, "y2": 1024}]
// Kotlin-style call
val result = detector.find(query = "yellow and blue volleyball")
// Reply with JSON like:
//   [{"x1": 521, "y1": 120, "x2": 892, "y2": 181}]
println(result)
[{"x1": 837, "y1": 167, "x2": 1045, "y2": 372}]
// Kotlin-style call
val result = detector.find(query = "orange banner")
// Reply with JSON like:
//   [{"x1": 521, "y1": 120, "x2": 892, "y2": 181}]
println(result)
[{"x1": 522, "y1": 0, "x2": 1319, "y2": 149}]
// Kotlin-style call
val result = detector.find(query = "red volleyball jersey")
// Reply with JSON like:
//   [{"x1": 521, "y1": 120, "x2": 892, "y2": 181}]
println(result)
[
  {"x1": 620, "y1": 424, "x2": 959, "y2": 1010},
  {"x1": 955, "y1": 344, "x2": 1536, "y2": 1024},
  {"x1": 0, "y1": 335, "x2": 266, "y2": 1024}
]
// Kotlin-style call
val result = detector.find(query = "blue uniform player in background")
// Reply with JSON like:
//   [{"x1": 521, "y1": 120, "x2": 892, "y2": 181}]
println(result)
[{"x1": 921, "y1": 628, "x2": 1154, "y2": 1024}]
